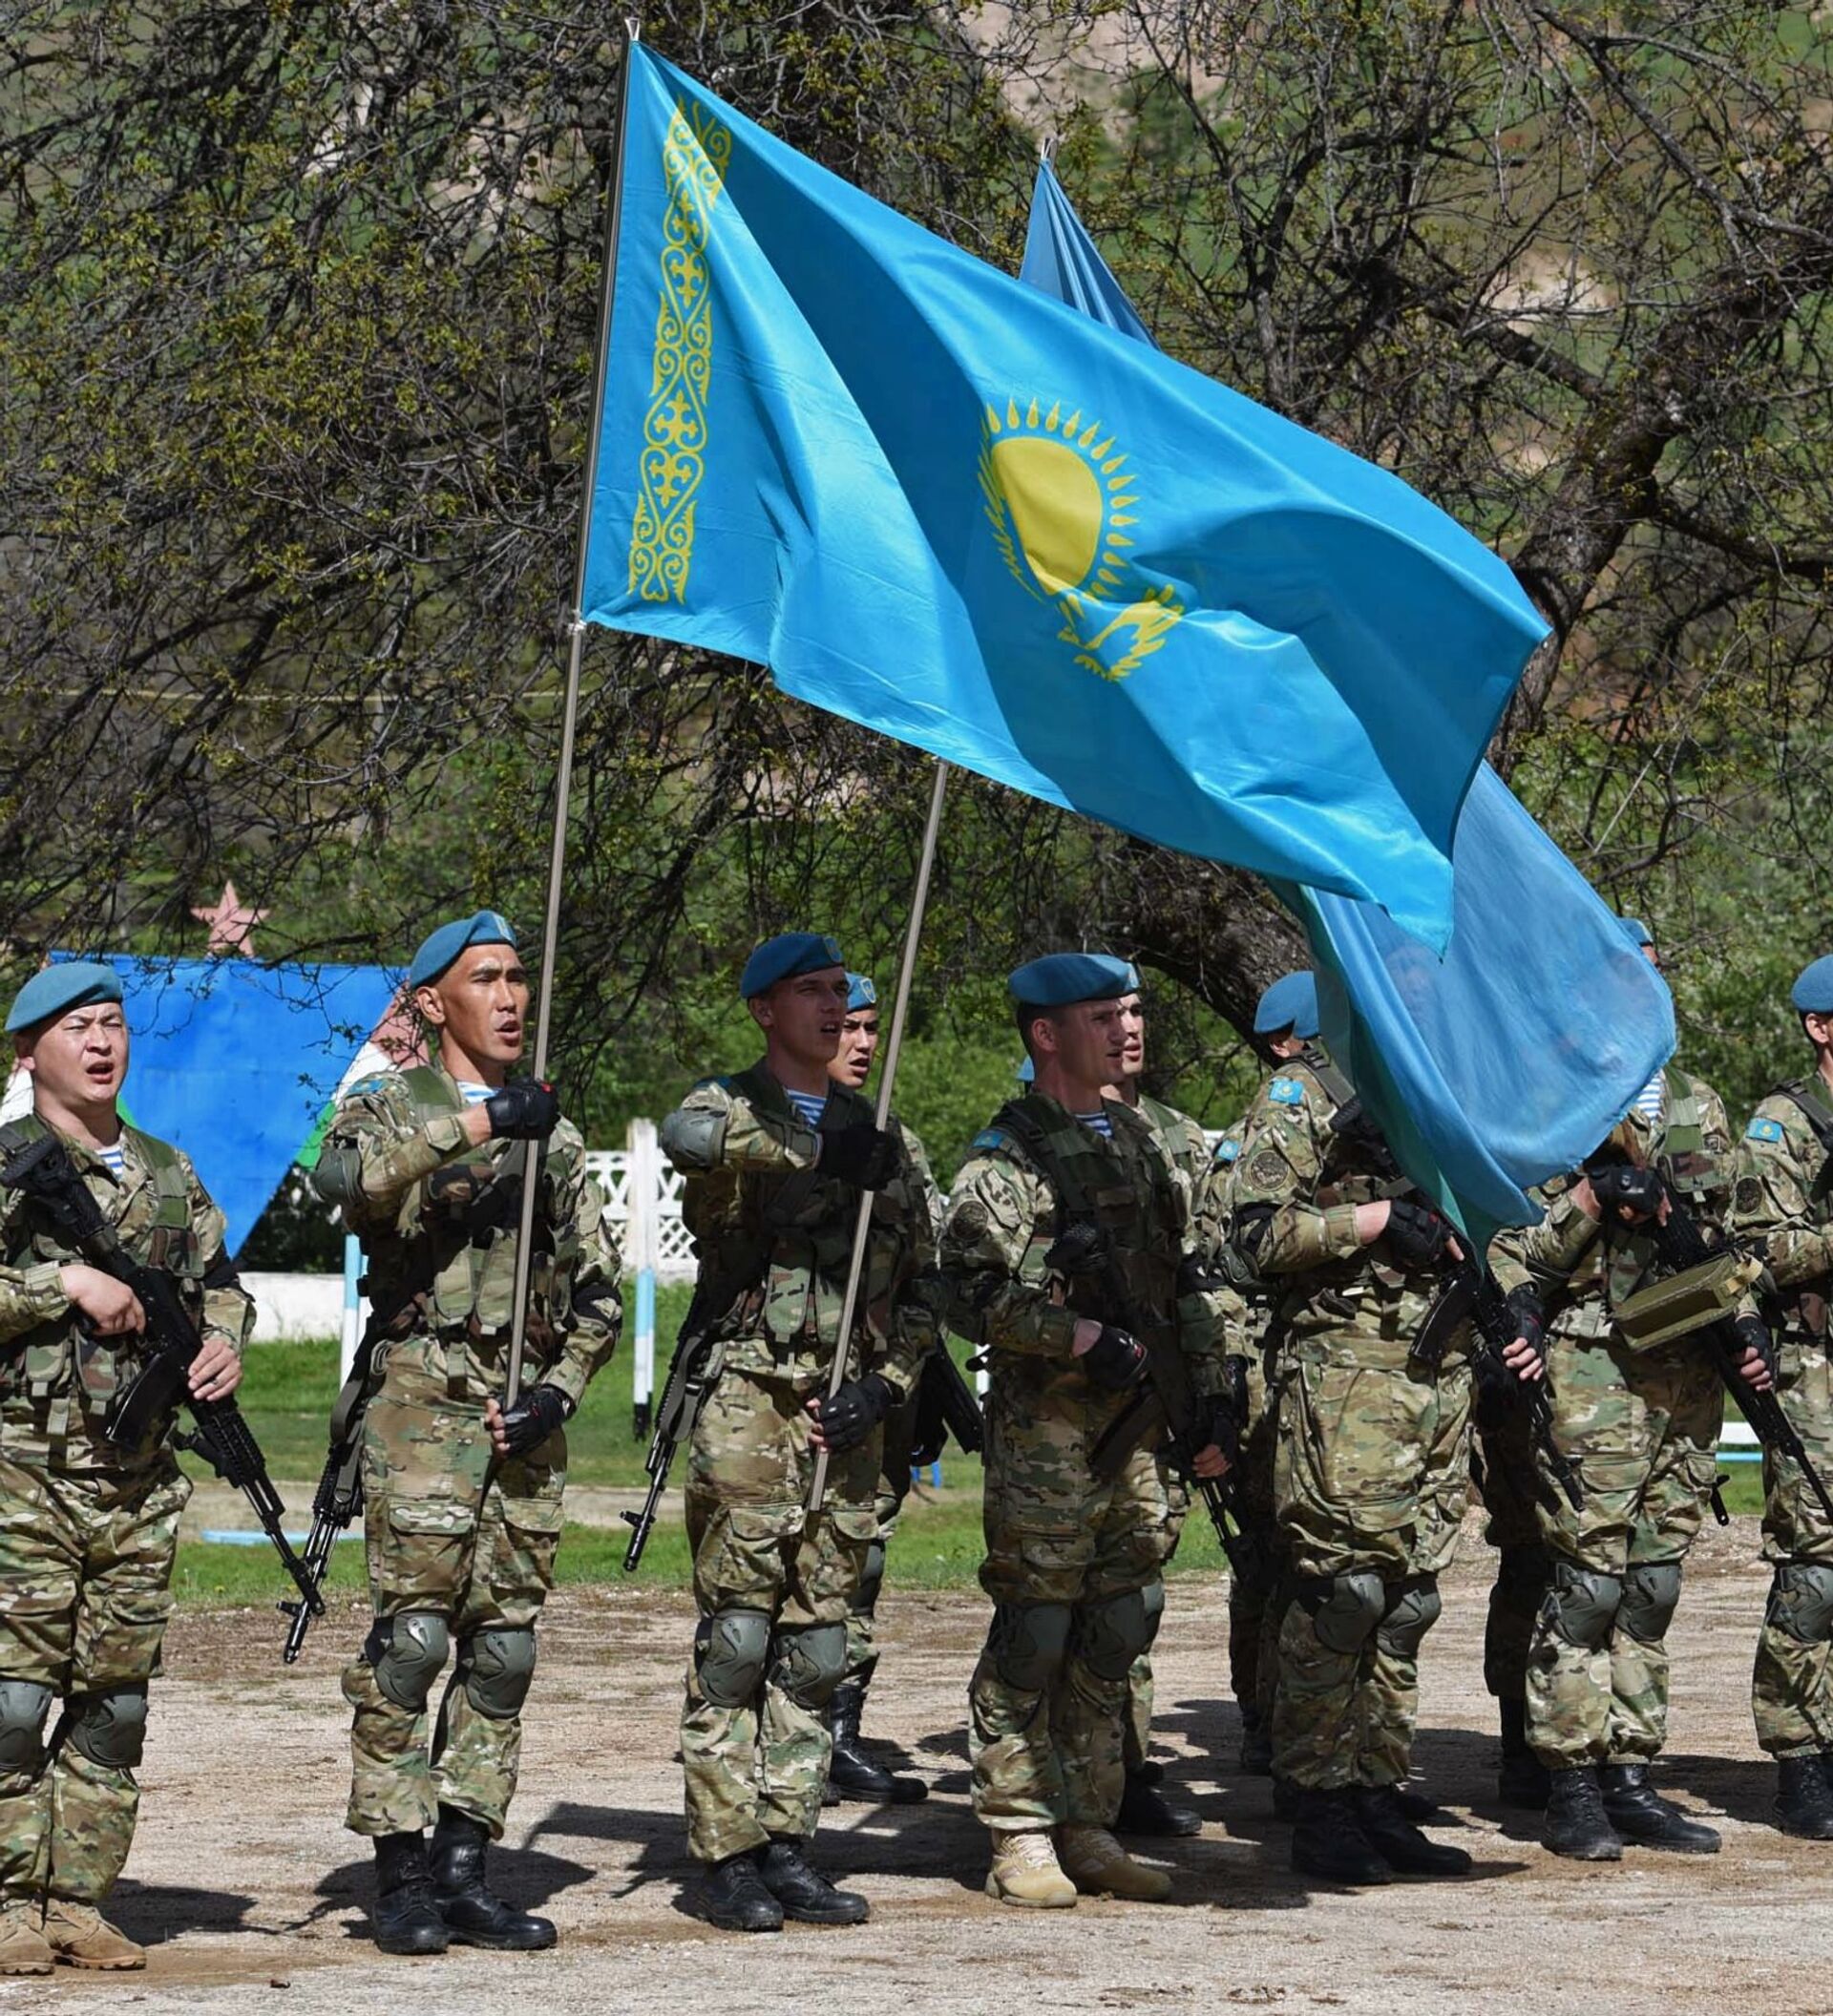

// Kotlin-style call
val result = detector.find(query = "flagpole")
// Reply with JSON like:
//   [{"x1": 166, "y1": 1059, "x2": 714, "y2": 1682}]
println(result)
[
  {"x1": 504, "y1": 16, "x2": 643, "y2": 1409},
  {"x1": 807, "y1": 758, "x2": 951, "y2": 1514}
]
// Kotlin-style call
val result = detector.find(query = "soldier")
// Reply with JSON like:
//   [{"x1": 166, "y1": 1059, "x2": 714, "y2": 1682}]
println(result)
[
  {"x1": 1224, "y1": 1015, "x2": 1476, "y2": 1883},
  {"x1": 824, "y1": 972, "x2": 932, "y2": 1808},
  {"x1": 942, "y1": 953, "x2": 1228, "y2": 1909},
  {"x1": 312, "y1": 912, "x2": 621, "y2": 1955},
  {"x1": 0, "y1": 962, "x2": 252, "y2": 1976},
  {"x1": 1490, "y1": 983, "x2": 1770, "y2": 1862},
  {"x1": 659, "y1": 934, "x2": 938, "y2": 1933},
  {"x1": 1731, "y1": 955, "x2": 1833, "y2": 1838},
  {"x1": 1104, "y1": 975, "x2": 1231, "y2": 1838}
]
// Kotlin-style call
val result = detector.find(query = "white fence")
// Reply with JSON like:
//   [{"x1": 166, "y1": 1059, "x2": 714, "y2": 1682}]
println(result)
[{"x1": 585, "y1": 1127, "x2": 696, "y2": 1284}]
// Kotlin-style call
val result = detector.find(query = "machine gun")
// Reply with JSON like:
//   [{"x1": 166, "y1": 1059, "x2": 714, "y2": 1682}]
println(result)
[{"x1": 0, "y1": 1130, "x2": 321, "y2": 1623}]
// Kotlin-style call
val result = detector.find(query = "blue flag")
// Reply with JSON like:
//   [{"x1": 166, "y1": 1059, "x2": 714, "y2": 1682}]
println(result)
[
  {"x1": 581, "y1": 49, "x2": 1549, "y2": 947},
  {"x1": 1020, "y1": 160, "x2": 1674, "y2": 1244}
]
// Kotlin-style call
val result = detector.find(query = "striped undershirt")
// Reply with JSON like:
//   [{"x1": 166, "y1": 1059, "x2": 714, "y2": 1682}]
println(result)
[
  {"x1": 1634, "y1": 1068, "x2": 1666, "y2": 1124},
  {"x1": 453, "y1": 1082, "x2": 495, "y2": 1107},
  {"x1": 786, "y1": 1089, "x2": 828, "y2": 1130},
  {"x1": 95, "y1": 1143, "x2": 126, "y2": 1176},
  {"x1": 1076, "y1": 1109, "x2": 1114, "y2": 1140}
]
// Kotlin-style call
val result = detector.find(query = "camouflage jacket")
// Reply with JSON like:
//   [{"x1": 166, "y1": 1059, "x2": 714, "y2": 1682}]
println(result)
[
  {"x1": 659, "y1": 1062, "x2": 936, "y2": 1396},
  {"x1": 1730, "y1": 1070, "x2": 1833, "y2": 1362},
  {"x1": 312, "y1": 1066, "x2": 621, "y2": 1409},
  {"x1": 0, "y1": 1114, "x2": 253, "y2": 1468},
  {"x1": 1133, "y1": 1088, "x2": 1245, "y2": 1350},
  {"x1": 938, "y1": 1092, "x2": 1223, "y2": 1414},
  {"x1": 1222, "y1": 1054, "x2": 1451, "y2": 1350},
  {"x1": 1491, "y1": 1063, "x2": 1745, "y2": 1343}
]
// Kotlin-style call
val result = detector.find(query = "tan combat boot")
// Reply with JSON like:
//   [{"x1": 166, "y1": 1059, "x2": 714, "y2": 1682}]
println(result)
[
  {"x1": 1056, "y1": 1823, "x2": 1173, "y2": 1902},
  {"x1": 984, "y1": 1829, "x2": 1077, "y2": 1908},
  {"x1": 41, "y1": 1898, "x2": 145, "y2": 1969},
  {"x1": 0, "y1": 1900, "x2": 53, "y2": 1976}
]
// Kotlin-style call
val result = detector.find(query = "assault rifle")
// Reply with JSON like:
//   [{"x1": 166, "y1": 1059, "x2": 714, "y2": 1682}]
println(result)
[
  {"x1": 1591, "y1": 1156, "x2": 1833, "y2": 1529},
  {"x1": 909, "y1": 1340, "x2": 984, "y2": 1465},
  {"x1": 0, "y1": 1130, "x2": 321, "y2": 1621}
]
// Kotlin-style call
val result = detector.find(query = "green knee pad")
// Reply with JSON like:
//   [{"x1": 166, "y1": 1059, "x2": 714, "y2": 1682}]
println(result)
[
  {"x1": 457, "y1": 1628, "x2": 537, "y2": 1719},
  {"x1": 0, "y1": 1681, "x2": 53, "y2": 1775},
  {"x1": 67, "y1": 1687, "x2": 148, "y2": 1772},
  {"x1": 1296, "y1": 1571, "x2": 1385, "y2": 1656},
  {"x1": 1766, "y1": 1564, "x2": 1833, "y2": 1645},
  {"x1": 1617, "y1": 1563, "x2": 1682, "y2": 1647},
  {"x1": 694, "y1": 1608, "x2": 772, "y2": 1708},
  {"x1": 367, "y1": 1612, "x2": 452, "y2": 1711},
  {"x1": 1074, "y1": 1585, "x2": 1163, "y2": 1683},
  {"x1": 850, "y1": 1540, "x2": 888, "y2": 1619},
  {"x1": 769, "y1": 1623, "x2": 849, "y2": 1711},
  {"x1": 1542, "y1": 1561, "x2": 1621, "y2": 1652},
  {"x1": 988, "y1": 1602, "x2": 1071, "y2": 1693},
  {"x1": 1375, "y1": 1575, "x2": 1442, "y2": 1660}
]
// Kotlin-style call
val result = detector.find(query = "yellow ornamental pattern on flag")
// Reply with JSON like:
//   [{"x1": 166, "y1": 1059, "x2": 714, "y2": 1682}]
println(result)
[
  {"x1": 978, "y1": 394, "x2": 1184, "y2": 682},
  {"x1": 630, "y1": 96, "x2": 732, "y2": 604}
]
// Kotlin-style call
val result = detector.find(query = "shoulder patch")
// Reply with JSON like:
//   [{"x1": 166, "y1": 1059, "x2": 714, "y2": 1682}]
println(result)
[
  {"x1": 347, "y1": 1075, "x2": 393, "y2": 1099},
  {"x1": 1213, "y1": 1137, "x2": 1241, "y2": 1165},
  {"x1": 1746, "y1": 1116, "x2": 1786, "y2": 1144},
  {"x1": 1268, "y1": 1078, "x2": 1305, "y2": 1106},
  {"x1": 970, "y1": 1128, "x2": 1011, "y2": 1154}
]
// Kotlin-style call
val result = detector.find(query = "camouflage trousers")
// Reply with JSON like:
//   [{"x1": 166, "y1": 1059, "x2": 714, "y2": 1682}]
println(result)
[
  {"x1": 841, "y1": 1383, "x2": 919, "y2": 1692},
  {"x1": 1227, "y1": 1346, "x2": 1284, "y2": 1727},
  {"x1": 1753, "y1": 1347, "x2": 1833, "y2": 1757},
  {"x1": 683, "y1": 1367, "x2": 879, "y2": 1863},
  {"x1": 0, "y1": 1450, "x2": 186, "y2": 1905},
  {"x1": 1527, "y1": 1329, "x2": 1721, "y2": 1768},
  {"x1": 1474, "y1": 1379, "x2": 1553, "y2": 1702},
  {"x1": 1271, "y1": 1336, "x2": 1471, "y2": 1791},
  {"x1": 344, "y1": 1334, "x2": 566, "y2": 1839},
  {"x1": 970, "y1": 1390, "x2": 1178, "y2": 1834},
  {"x1": 1122, "y1": 1485, "x2": 1187, "y2": 1775}
]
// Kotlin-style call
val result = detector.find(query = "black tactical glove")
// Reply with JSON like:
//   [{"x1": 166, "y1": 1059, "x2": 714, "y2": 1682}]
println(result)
[
  {"x1": 1192, "y1": 1386, "x2": 1242, "y2": 1464},
  {"x1": 1587, "y1": 1161, "x2": 1666, "y2": 1221},
  {"x1": 1732, "y1": 1312, "x2": 1778, "y2": 1384},
  {"x1": 495, "y1": 1383, "x2": 572, "y2": 1456},
  {"x1": 815, "y1": 1373, "x2": 894, "y2": 1453},
  {"x1": 1382, "y1": 1197, "x2": 1456, "y2": 1270},
  {"x1": 819, "y1": 1123, "x2": 900, "y2": 1192},
  {"x1": 1082, "y1": 1324, "x2": 1148, "y2": 1393},
  {"x1": 1504, "y1": 1284, "x2": 1547, "y2": 1374},
  {"x1": 485, "y1": 1079, "x2": 560, "y2": 1141}
]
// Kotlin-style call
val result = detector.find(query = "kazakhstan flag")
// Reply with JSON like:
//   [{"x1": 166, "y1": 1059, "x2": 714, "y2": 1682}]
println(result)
[{"x1": 581, "y1": 47, "x2": 1549, "y2": 946}]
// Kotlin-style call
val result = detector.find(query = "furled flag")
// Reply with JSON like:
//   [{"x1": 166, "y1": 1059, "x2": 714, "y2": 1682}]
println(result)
[
  {"x1": 580, "y1": 47, "x2": 1549, "y2": 948},
  {"x1": 1019, "y1": 158, "x2": 1674, "y2": 1243}
]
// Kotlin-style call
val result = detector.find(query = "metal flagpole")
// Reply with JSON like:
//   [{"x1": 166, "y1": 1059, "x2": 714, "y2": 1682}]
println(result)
[
  {"x1": 503, "y1": 16, "x2": 643, "y2": 1408},
  {"x1": 807, "y1": 757, "x2": 951, "y2": 1514}
]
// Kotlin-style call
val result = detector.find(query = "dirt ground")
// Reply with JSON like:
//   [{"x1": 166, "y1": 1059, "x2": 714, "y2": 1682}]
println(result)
[{"x1": 16, "y1": 1513, "x2": 1833, "y2": 2016}]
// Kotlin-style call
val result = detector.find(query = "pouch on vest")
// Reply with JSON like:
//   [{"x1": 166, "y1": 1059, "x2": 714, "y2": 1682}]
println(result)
[{"x1": 1611, "y1": 1250, "x2": 1760, "y2": 1352}]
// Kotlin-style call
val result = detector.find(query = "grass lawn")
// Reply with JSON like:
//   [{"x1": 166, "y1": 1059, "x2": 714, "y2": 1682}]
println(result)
[{"x1": 171, "y1": 1292, "x2": 1771, "y2": 1608}]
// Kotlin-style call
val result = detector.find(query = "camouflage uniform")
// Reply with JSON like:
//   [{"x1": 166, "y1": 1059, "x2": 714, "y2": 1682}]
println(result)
[
  {"x1": 1224, "y1": 1060, "x2": 1472, "y2": 1794},
  {"x1": 660, "y1": 1065, "x2": 935, "y2": 1864},
  {"x1": 313, "y1": 1067, "x2": 620, "y2": 1840},
  {"x1": 940, "y1": 1093, "x2": 1222, "y2": 1834},
  {"x1": 1473, "y1": 1379, "x2": 1550, "y2": 1707},
  {"x1": 1490, "y1": 1067, "x2": 1736, "y2": 1770},
  {"x1": 0, "y1": 1118, "x2": 251, "y2": 1908},
  {"x1": 1730, "y1": 1077, "x2": 1833, "y2": 1759}
]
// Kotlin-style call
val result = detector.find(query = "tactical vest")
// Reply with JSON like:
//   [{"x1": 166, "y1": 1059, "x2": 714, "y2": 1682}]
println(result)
[
  {"x1": 1765, "y1": 1076, "x2": 1833, "y2": 1342},
  {"x1": 1654, "y1": 1066, "x2": 1717, "y2": 1213},
  {"x1": 0, "y1": 1113, "x2": 200, "y2": 1422},
  {"x1": 1296, "y1": 1050, "x2": 1416, "y2": 1213},
  {"x1": 368, "y1": 1068, "x2": 579, "y2": 1376}
]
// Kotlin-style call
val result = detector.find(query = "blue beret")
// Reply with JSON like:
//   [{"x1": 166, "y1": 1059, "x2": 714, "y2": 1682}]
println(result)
[
  {"x1": 1016, "y1": 1055, "x2": 1036, "y2": 1084},
  {"x1": 1254, "y1": 971, "x2": 1318, "y2": 1040},
  {"x1": 409, "y1": 910, "x2": 518, "y2": 990},
  {"x1": 1620, "y1": 916, "x2": 1654, "y2": 948},
  {"x1": 741, "y1": 932, "x2": 845, "y2": 998},
  {"x1": 846, "y1": 973, "x2": 877, "y2": 1013},
  {"x1": 1007, "y1": 952, "x2": 1135, "y2": 1007},
  {"x1": 1792, "y1": 956, "x2": 1833, "y2": 1015},
  {"x1": 6, "y1": 960, "x2": 123, "y2": 1036}
]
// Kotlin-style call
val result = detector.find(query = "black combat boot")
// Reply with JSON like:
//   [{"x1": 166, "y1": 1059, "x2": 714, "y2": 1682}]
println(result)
[
  {"x1": 1598, "y1": 1762, "x2": 1719, "y2": 1854},
  {"x1": 1115, "y1": 1768, "x2": 1202, "y2": 1838},
  {"x1": 1271, "y1": 1772, "x2": 1299, "y2": 1821},
  {"x1": 1776, "y1": 1755, "x2": 1833, "y2": 1839},
  {"x1": 369, "y1": 1831, "x2": 450, "y2": 1955},
  {"x1": 700, "y1": 1849, "x2": 784, "y2": 1933},
  {"x1": 1542, "y1": 1767, "x2": 1622, "y2": 1860},
  {"x1": 826, "y1": 1683, "x2": 927, "y2": 1806},
  {"x1": 1289, "y1": 1787, "x2": 1391, "y2": 1885},
  {"x1": 758, "y1": 1838, "x2": 870, "y2": 1925},
  {"x1": 1237, "y1": 1709, "x2": 1274, "y2": 1776},
  {"x1": 1354, "y1": 1785, "x2": 1471, "y2": 1877},
  {"x1": 1496, "y1": 1698, "x2": 1550, "y2": 1809},
  {"x1": 1388, "y1": 1783, "x2": 1442, "y2": 1824},
  {"x1": 429, "y1": 1806, "x2": 557, "y2": 1950}
]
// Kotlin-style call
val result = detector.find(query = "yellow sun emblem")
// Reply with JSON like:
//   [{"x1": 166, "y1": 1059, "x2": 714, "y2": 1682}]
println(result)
[{"x1": 979, "y1": 397, "x2": 1185, "y2": 682}]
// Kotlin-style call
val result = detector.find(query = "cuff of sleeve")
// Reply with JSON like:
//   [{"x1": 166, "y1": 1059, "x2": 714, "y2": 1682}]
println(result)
[
  {"x1": 22, "y1": 1262, "x2": 69, "y2": 1318},
  {"x1": 1043, "y1": 1304, "x2": 1082, "y2": 1356},
  {"x1": 543, "y1": 1361, "x2": 590, "y2": 1412},
  {"x1": 1321, "y1": 1204, "x2": 1362, "y2": 1259},
  {"x1": 425, "y1": 1112, "x2": 472, "y2": 1157}
]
